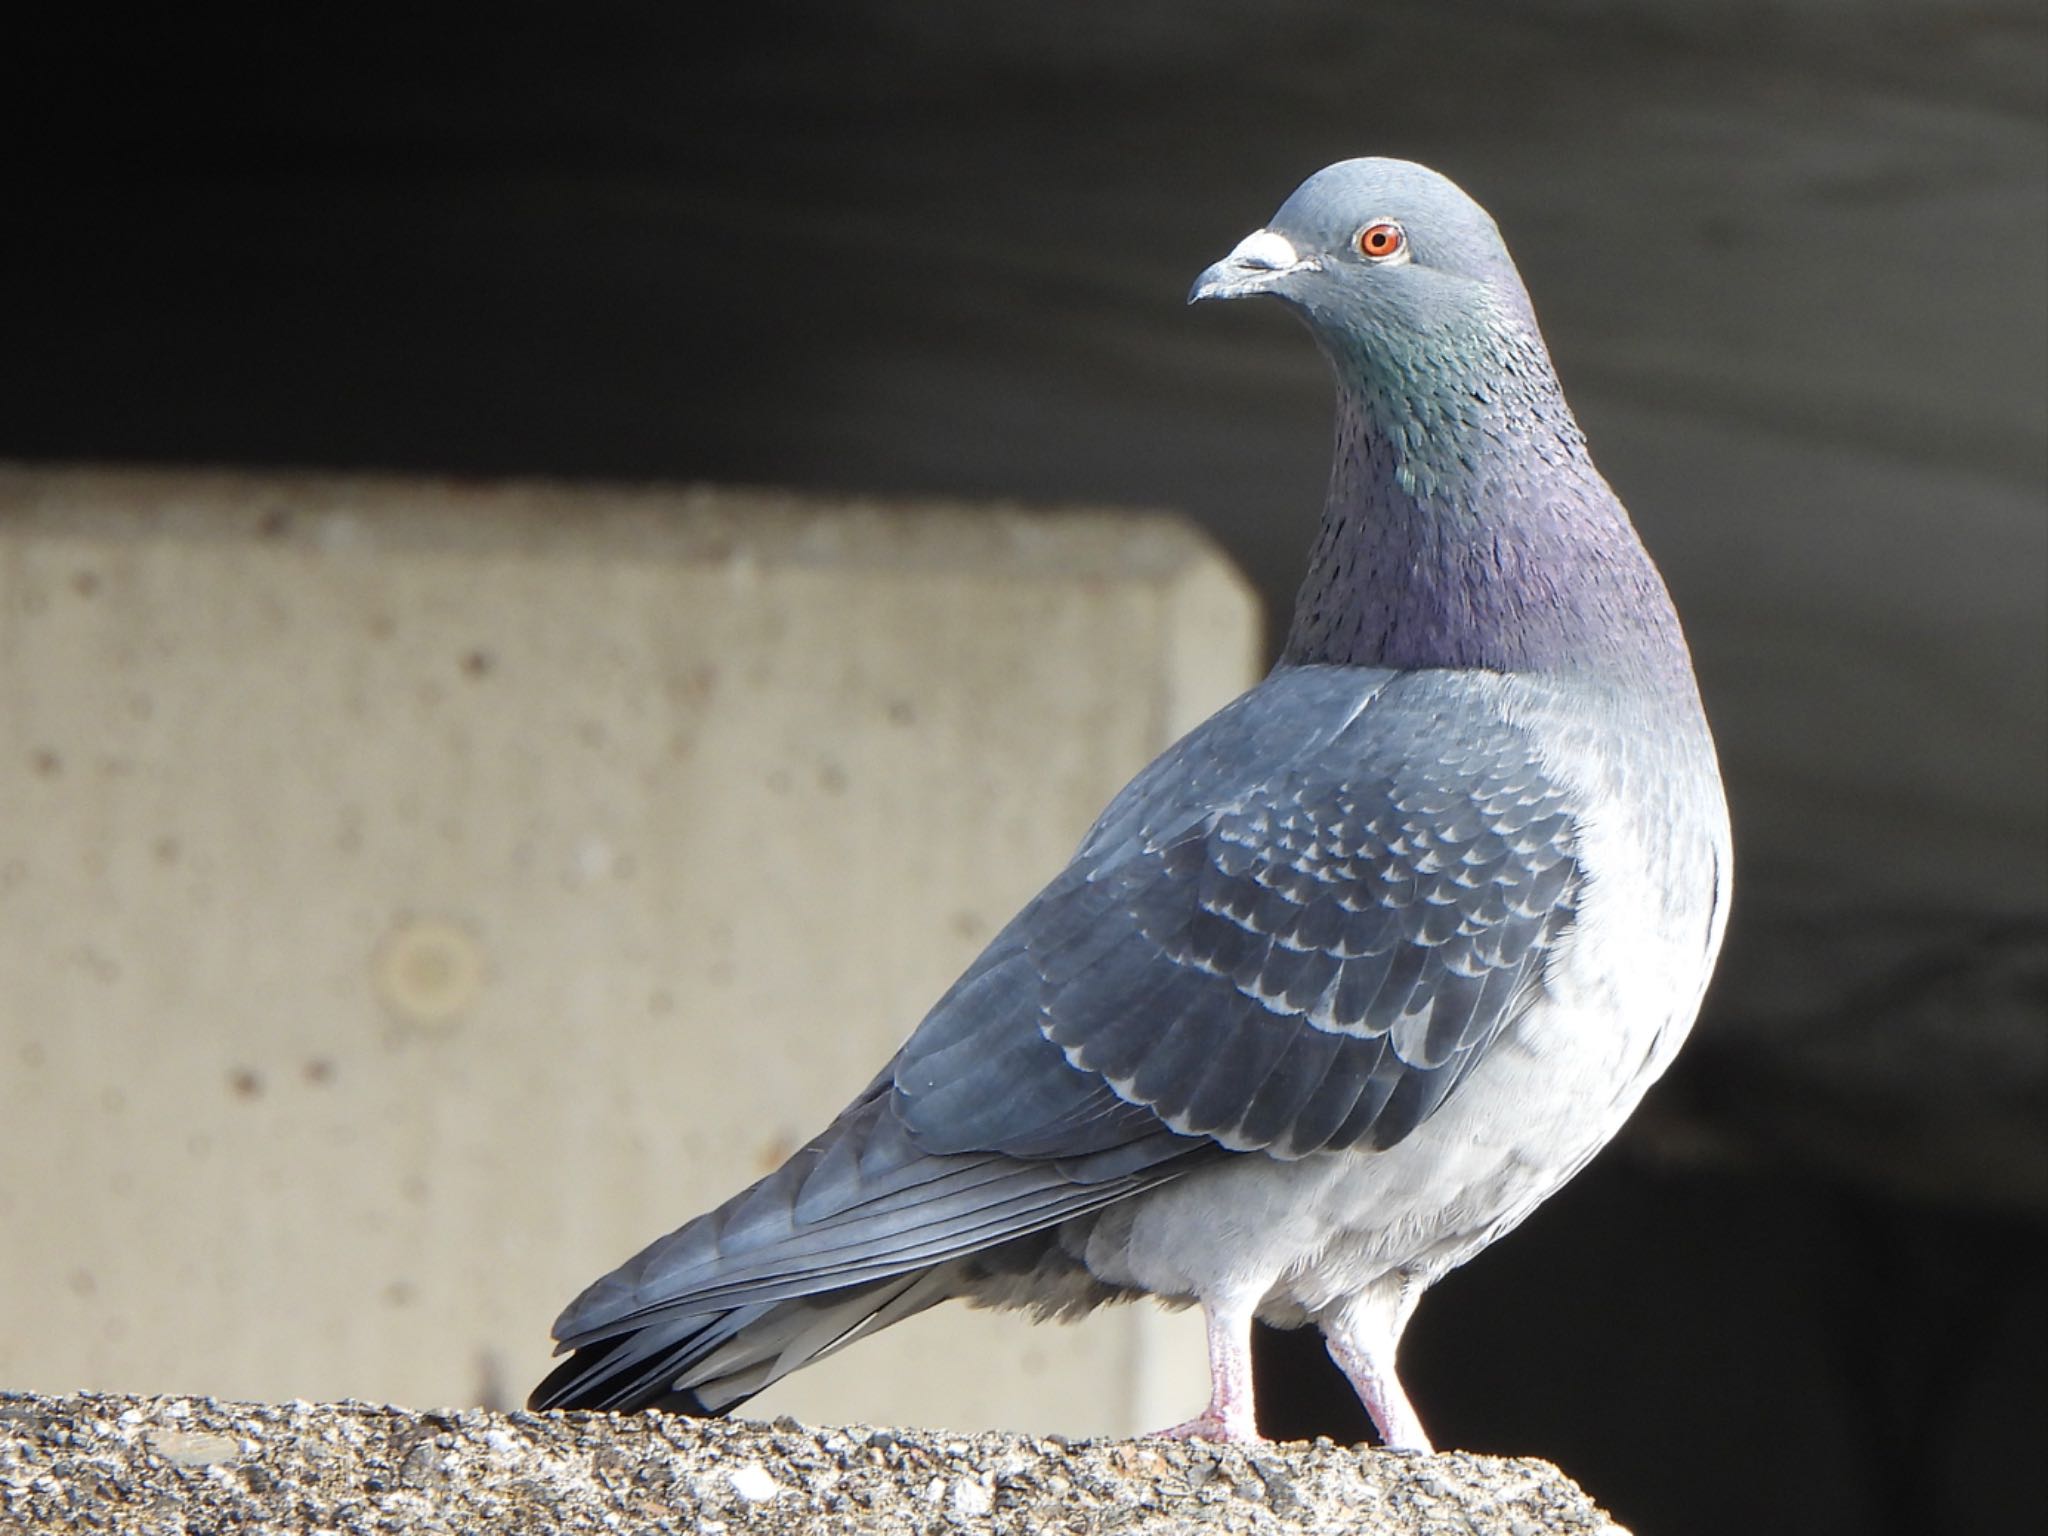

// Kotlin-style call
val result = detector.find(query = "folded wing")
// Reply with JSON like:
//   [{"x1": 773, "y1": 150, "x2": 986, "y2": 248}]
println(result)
[{"x1": 536, "y1": 665, "x2": 1583, "y2": 1411}]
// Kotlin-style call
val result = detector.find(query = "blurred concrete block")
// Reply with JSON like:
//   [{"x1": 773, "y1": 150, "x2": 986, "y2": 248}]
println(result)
[{"x1": 0, "y1": 464, "x2": 1261, "y2": 1433}]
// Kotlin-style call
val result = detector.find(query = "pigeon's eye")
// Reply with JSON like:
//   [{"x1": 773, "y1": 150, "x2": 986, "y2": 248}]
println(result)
[{"x1": 1356, "y1": 221, "x2": 1406, "y2": 261}]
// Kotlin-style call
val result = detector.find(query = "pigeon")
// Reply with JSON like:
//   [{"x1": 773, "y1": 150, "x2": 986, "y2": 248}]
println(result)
[{"x1": 530, "y1": 157, "x2": 1731, "y2": 1450}]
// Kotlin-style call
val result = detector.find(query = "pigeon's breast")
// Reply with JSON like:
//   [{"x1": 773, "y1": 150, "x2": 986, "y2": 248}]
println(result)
[{"x1": 1502, "y1": 668, "x2": 1732, "y2": 1098}]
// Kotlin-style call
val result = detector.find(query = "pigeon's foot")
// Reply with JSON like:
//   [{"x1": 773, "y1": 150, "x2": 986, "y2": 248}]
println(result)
[
  {"x1": 1323, "y1": 1293, "x2": 1434, "y2": 1453},
  {"x1": 1152, "y1": 1409, "x2": 1263, "y2": 1444},
  {"x1": 1148, "y1": 1299, "x2": 1262, "y2": 1442}
]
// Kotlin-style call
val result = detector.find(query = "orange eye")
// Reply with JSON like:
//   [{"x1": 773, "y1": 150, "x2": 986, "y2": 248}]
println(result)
[{"x1": 1356, "y1": 221, "x2": 1406, "y2": 260}]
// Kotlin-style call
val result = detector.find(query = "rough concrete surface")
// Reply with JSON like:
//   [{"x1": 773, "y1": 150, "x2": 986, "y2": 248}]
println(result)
[{"x1": 0, "y1": 1394, "x2": 1625, "y2": 1536}]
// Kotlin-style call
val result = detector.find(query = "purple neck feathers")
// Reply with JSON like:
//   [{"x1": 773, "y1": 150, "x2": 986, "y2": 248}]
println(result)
[{"x1": 1282, "y1": 330, "x2": 1691, "y2": 687}]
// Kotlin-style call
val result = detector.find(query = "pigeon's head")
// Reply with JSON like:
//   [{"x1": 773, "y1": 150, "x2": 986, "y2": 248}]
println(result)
[{"x1": 1190, "y1": 159, "x2": 1536, "y2": 359}]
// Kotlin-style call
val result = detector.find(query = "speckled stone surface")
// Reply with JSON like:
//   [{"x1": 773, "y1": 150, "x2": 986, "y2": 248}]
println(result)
[{"x1": 0, "y1": 1393, "x2": 1627, "y2": 1535}]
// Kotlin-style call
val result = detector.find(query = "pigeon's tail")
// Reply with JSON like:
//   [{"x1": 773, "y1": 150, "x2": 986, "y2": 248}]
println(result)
[
  {"x1": 529, "y1": 1267, "x2": 953, "y2": 1414},
  {"x1": 529, "y1": 1082, "x2": 1203, "y2": 1415}
]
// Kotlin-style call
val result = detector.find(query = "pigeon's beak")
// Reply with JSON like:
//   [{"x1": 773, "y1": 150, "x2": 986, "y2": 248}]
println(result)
[{"x1": 1188, "y1": 229, "x2": 1314, "y2": 304}]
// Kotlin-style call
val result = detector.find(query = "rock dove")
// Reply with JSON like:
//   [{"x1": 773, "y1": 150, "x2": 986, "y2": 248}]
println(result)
[{"x1": 530, "y1": 158, "x2": 1731, "y2": 1450}]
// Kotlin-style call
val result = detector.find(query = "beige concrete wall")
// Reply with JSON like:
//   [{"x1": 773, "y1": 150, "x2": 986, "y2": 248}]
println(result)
[{"x1": 0, "y1": 465, "x2": 1262, "y2": 1434}]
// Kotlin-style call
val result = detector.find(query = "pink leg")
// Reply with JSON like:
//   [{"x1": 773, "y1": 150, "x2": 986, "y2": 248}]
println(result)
[
  {"x1": 1151, "y1": 1302, "x2": 1262, "y2": 1443},
  {"x1": 1325, "y1": 1329, "x2": 1432, "y2": 1451},
  {"x1": 1323, "y1": 1282, "x2": 1432, "y2": 1452}
]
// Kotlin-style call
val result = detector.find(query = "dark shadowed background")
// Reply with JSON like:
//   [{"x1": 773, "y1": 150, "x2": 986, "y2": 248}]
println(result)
[{"x1": 7, "y1": 4, "x2": 2044, "y2": 1533}]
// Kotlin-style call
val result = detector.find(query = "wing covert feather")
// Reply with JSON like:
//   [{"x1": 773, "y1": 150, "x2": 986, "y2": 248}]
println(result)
[{"x1": 894, "y1": 666, "x2": 1582, "y2": 1162}]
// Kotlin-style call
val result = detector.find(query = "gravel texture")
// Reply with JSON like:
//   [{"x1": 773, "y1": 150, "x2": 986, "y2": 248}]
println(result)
[{"x1": 0, "y1": 1392, "x2": 1627, "y2": 1535}]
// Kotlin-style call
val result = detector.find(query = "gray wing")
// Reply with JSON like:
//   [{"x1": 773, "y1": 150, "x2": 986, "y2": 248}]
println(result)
[
  {"x1": 540, "y1": 665, "x2": 1581, "y2": 1409},
  {"x1": 893, "y1": 664, "x2": 1583, "y2": 1161}
]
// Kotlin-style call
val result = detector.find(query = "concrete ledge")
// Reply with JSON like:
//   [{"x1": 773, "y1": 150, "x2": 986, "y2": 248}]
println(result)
[{"x1": 0, "y1": 1394, "x2": 1627, "y2": 1536}]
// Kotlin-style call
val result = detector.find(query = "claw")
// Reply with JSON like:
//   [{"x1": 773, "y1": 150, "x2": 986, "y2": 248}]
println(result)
[{"x1": 1153, "y1": 1409, "x2": 1263, "y2": 1444}]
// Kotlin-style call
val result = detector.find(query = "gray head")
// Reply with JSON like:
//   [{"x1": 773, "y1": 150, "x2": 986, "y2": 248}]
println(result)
[
  {"x1": 1190, "y1": 158, "x2": 1542, "y2": 374},
  {"x1": 1192, "y1": 159, "x2": 1690, "y2": 682}
]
